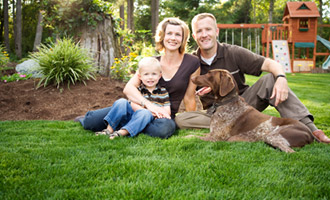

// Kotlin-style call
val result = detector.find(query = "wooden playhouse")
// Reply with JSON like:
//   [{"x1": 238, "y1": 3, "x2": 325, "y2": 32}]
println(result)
[
  {"x1": 282, "y1": 2, "x2": 320, "y2": 72},
  {"x1": 217, "y1": 1, "x2": 330, "y2": 73}
]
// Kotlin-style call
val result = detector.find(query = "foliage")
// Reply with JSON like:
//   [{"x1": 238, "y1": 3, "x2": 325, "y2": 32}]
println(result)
[
  {"x1": 111, "y1": 52, "x2": 141, "y2": 82},
  {"x1": 43, "y1": 0, "x2": 116, "y2": 38},
  {"x1": 111, "y1": 30, "x2": 156, "y2": 82},
  {"x1": 29, "y1": 38, "x2": 96, "y2": 89},
  {"x1": 1, "y1": 72, "x2": 32, "y2": 83},
  {"x1": 0, "y1": 45, "x2": 10, "y2": 67}
]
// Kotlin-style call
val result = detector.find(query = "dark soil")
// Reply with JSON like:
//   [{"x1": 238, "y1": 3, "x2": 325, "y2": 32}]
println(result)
[
  {"x1": 0, "y1": 65, "x2": 126, "y2": 121},
  {"x1": 0, "y1": 64, "x2": 200, "y2": 121}
]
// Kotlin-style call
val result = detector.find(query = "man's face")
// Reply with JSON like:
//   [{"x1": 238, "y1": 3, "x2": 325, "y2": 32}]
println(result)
[{"x1": 192, "y1": 17, "x2": 219, "y2": 52}]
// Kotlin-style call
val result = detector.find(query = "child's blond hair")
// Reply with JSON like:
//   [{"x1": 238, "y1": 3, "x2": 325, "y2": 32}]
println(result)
[{"x1": 138, "y1": 57, "x2": 162, "y2": 74}]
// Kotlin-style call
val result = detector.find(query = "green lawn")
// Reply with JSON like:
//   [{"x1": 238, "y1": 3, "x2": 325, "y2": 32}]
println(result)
[{"x1": 1, "y1": 73, "x2": 330, "y2": 199}]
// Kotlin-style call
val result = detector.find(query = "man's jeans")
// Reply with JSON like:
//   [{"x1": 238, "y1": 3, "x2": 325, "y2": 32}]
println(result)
[{"x1": 78, "y1": 98, "x2": 176, "y2": 138}]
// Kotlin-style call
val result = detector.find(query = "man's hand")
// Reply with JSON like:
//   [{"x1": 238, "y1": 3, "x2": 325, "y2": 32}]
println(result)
[{"x1": 270, "y1": 76, "x2": 289, "y2": 106}]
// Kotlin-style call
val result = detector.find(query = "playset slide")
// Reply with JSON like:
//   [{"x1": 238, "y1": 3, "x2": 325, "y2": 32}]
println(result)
[{"x1": 317, "y1": 35, "x2": 330, "y2": 69}]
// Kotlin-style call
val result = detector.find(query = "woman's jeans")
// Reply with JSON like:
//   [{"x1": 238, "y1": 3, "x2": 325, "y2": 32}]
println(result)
[{"x1": 78, "y1": 98, "x2": 176, "y2": 139}]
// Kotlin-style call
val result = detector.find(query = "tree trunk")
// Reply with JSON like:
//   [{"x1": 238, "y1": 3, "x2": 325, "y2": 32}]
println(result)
[
  {"x1": 12, "y1": 0, "x2": 16, "y2": 53},
  {"x1": 151, "y1": 0, "x2": 159, "y2": 40},
  {"x1": 3, "y1": 0, "x2": 10, "y2": 53},
  {"x1": 79, "y1": 17, "x2": 120, "y2": 76},
  {"x1": 0, "y1": 3, "x2": 3, "y2": 43},
  {"x1": 127, "y1": 0, "x2": 134, "y2": 31},
  {"x1": 268, "y1": 0, "x2": 274, "y2": 23},
  {"x1": 318, "y1": 0, "x2": 323, "y2": 25},
  {"x1": 15, "y1": 0, "x2": 22, "y2": 59},
  {"x1": 244, "y1": 0, "x2": 251, "y2": 23},
  {"x1": 33, "y1": 10, "x2": 43, "y2": 51},
  {"x1": 120, "y1": 4, "x2": 125, "y2": 29},
  {"x1": 120, "y1": 4, "x2": 125, "y2": 54}
]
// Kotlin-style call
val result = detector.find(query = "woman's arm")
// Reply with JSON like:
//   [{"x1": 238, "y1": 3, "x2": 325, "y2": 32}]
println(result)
[
  {"x1": 123, "y1": 72, "x2": 144, "y2": 105},
  {"x1": 131, "y1": 102, "x2": 144, "y2": 112},
  {"x1": 123, "y1": 72, "x2": 170, "y2": 117},
  {"x1": 183, "y1": 68, "x2": 200, "y2": 111}
]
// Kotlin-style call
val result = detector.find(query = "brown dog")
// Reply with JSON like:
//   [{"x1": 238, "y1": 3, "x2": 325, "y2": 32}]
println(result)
[{"x1": 190, "y1": 69, "x2": 313, "y2": 153}]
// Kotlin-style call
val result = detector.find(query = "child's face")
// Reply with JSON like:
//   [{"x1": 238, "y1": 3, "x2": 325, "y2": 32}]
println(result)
[{"x1": 139, "y1": 65, "x2": 162, "y2": 89}]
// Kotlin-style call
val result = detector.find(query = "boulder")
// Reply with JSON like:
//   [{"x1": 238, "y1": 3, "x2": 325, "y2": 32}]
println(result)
[{"x1": 15, "y1": 59, "x2": 43, "y2": 78}]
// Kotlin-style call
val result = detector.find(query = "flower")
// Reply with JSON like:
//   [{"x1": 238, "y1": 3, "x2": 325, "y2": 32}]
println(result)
[{"x1": 19, "y1": 74, "x2": 26, "y2": 78}]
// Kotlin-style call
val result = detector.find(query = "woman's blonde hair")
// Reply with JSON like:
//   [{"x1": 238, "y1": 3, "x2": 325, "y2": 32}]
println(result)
[{"x1": 155, "y1": 17, "x2": 190, "y2": 54}]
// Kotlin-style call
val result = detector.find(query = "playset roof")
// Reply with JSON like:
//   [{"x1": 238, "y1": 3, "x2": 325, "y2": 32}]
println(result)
[{"x1": 283, "y1": 2, "x2": 320, "y2": 19}]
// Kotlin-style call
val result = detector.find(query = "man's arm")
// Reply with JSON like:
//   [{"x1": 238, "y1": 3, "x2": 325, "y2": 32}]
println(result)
[
  {"x1": 261, "y1": 58, "x2": 289, "y2": 106},
  {"x1": 183, "y1": 68, "x2": 200, "y2": 111}
]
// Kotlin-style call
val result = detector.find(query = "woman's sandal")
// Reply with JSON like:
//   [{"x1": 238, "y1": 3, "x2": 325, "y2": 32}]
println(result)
[
  {"x1": 109, "y1": 131, "x2": 122, "y2": 140},
  {"x1": 95, "y1": 129, "x2": 112, "y2": 136}
]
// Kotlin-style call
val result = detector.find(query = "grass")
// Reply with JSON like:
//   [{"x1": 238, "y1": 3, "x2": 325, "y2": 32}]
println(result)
[{"x1": 1, "y1": 73, "x2": 330, "y2": 199}]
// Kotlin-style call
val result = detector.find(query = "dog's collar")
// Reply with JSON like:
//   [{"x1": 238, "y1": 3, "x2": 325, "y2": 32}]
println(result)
[{"x1": 207, "y1": 95, "x2": 239, "y2": 115}]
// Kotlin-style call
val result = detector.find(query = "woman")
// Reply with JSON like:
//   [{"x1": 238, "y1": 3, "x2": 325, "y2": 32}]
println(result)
[{"x1": 78, "y1": 17, "x2": 200, "y2": 139}]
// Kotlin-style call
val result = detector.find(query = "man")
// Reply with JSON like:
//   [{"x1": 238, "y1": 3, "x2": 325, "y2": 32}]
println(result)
[{"x1": 175, "y1": 13, "x2": 330, "y2": 144}]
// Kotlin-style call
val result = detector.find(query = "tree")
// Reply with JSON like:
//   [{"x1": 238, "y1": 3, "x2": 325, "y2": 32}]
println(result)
[
  {"x1": 119, "y1": 4, "x2": 125, "y2": 53},
  {"x1": 318, "y1": 0, "x2": 323, "y2": 25},
  {"x1": 151, "y1": 0, "x2": 159, "y2": 38},
  {"x1": 15, "y1": 0, "x2": 22, "y2": 59},
  {"x1": 120, "y1": 4, "x2": 125, "y2": 29},
  {"x1": 33, "y1": 10, "x2": 43, "y2": 51},
  {"x1": 268, "y1": 0, "x2": 274, "y2": 23},
  {"x1": 3, "y1": 0, "x2": 10, "y2": 52},
  {"x1": 127, "y1": 0, "x2": 134, "y2": 31}
]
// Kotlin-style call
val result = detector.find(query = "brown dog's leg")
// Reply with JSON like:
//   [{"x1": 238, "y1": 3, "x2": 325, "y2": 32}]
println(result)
[{"x1": 264, "y1": 134, "x2": 295, "y2": 153}]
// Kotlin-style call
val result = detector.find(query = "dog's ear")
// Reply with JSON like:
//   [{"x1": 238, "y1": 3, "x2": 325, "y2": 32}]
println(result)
[{"x1": 219, "y1": 71, "x2": 235, "y2": 96}]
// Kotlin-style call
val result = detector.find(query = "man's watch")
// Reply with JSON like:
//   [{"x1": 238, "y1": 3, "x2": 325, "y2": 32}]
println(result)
[{"x1": 276, "y1": 74, "x2": 286, "y2": 80}]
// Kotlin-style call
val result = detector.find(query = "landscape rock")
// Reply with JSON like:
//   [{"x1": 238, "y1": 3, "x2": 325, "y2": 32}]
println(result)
[{"x1": 15, "y1": 59, "x2": 43, "y2": 78}]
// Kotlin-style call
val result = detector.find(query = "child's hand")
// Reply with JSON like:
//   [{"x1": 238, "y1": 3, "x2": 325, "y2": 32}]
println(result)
[{"x1": 153, "y1": 112, "x2": 171, "y2": 119}]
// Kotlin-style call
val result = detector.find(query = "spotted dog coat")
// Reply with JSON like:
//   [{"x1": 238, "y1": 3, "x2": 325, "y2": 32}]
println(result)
[{"x1": 191, "y1": 69, "x2": 313, "y2": 153}]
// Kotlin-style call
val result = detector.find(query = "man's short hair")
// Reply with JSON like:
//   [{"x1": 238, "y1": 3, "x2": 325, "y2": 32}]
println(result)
[{"x1": 191, "y1": 13, "x2": 217, "y2": 33}]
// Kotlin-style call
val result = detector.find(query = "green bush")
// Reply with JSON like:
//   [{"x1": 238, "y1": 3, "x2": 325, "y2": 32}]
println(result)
[
  {"x1": 0, "y1": 45, "x2": 10, "y2": 67},
  {"x1": 110, "y1": 43, "x2": 156, "y2": 82},
  {"x1": 30, "y1": 38, "x2": 96, "y2": 89},
  {"x1": 111, "y1": 52, "x2": 141, "y2": 82}
]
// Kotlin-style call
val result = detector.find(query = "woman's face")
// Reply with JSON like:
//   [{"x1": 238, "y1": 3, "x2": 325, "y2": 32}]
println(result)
[{"x1": 163, "y1": 24, "x2": 183, "y2": 52}]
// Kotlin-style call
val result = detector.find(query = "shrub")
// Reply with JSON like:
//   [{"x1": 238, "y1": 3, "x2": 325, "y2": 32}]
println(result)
[
  {"x1": 0, "y1": 45, "x2": 10, "y2": 67},
  {"x1": 30, "y1": 38, "x2": 96, "y2": 89},
  {"x1": 110, "y1": 43, "x2": 156, "y2": 82},
  {"x1": 111, "y1": 52, "x2": 141, "y2": 82}
]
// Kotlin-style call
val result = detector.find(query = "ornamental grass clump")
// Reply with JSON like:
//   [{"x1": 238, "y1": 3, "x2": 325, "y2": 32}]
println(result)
[{"x1": 30, "y1": 38, "x2": 96, "y2": 89}]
